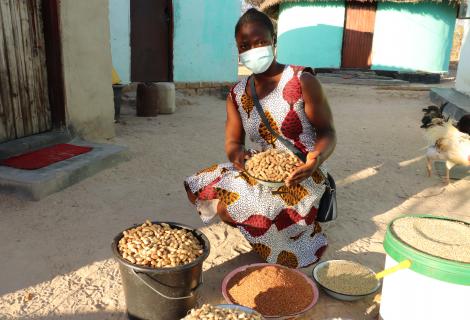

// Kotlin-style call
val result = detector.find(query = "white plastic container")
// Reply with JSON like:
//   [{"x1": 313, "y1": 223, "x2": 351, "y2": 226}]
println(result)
[
  {"x1": 379, "y1": 215, "x2": 470, "y2": 320},
  {"x1": 380, "y1": 255, "x2": 469, "y2": 320}
]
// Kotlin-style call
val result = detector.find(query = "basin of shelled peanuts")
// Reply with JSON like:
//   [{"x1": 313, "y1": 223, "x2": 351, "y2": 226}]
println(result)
[
  {"x1": 117, "y1": 220, "x2": 204, "y2": 268},
  {"x1": 245, "y1": 149, "x2": 302, "y2": 185},
  {"x1": 182, "y1": 304, "x2": 264, "y2": 320}
]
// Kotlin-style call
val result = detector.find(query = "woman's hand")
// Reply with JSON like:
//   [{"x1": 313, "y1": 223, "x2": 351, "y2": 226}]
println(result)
[
  {"x1": 232, "y1": 149, "x2": 247, "y2": 171},
  {"x1": 285, "y1": 154, "x2": 319, "y2": 187},
  {"x1": 232, "y1": 149, "x2": 254, "y2": 171}
]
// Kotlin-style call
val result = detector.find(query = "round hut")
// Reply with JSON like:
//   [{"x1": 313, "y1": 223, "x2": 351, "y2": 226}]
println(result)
[{"x1": 250, "y1": 0, "x2": 461, "y2": 72}]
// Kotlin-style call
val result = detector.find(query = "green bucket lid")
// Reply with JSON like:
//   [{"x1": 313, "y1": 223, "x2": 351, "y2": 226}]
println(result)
[{"x1": 384, "y1": 214, "x2": 470, "y2": 286}]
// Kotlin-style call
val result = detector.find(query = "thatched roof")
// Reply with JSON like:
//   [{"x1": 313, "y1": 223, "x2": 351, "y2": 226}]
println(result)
[{"x1": 247, "y1": 0, "x2": 461, "y2": 19}]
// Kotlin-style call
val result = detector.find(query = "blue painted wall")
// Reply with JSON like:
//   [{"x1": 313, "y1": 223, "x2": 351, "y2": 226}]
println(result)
[
  {"x1": 173, "y1": 0, "x2": 240, "y2": 83},
  {"x1": 371, "y1": 2, "x2": 457, "y2": 72},
  {"x1": 277, "y1": 2, "x2": 345, "y2": 68},
  {"x1": 109, "y1": 0, "x2": 130, "y2": 83},
  {"x1": 108, "y1": 0, "x2": 239, "y2": 83}
]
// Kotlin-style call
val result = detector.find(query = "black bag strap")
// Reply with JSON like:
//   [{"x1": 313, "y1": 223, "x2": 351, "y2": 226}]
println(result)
[
  {"x1": 249, "y1": 76, "x2": 331, "y2": 188},
  {"x1": 250, "y1": 76, "x2": 307, "y2": 163}
]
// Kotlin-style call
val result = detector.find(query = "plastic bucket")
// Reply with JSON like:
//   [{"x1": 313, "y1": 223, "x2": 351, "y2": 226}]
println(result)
[
  {"x1": 112, "y1": 222, "x2": 210, "y2": 320},
  {"x1": 380, "y1": 215, "x2": 470, "y2": 320},
  {"x1": 136, "y1": 83, "x2": 160, "y2": 117}
]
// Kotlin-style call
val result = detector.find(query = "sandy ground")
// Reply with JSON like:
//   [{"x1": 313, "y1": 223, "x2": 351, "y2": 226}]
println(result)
[{"x1": 1, "y1": 84, "x2": 469, "y2": 320}]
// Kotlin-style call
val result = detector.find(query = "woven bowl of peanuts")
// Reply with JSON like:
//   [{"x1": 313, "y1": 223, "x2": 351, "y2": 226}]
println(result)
[{"x1": 244, "y1": 149, "x2": 302, "y2": 188}]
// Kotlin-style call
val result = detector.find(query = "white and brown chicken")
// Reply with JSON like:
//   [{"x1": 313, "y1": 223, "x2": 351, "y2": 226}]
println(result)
[{"x1": 421, "y1": 105, "x2": 470, "y2": 184}]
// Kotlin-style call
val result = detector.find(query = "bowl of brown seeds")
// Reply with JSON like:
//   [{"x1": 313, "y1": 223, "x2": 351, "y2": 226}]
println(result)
[
  {"x1": 223, "y1": 263, "x2": 319, "y2": 319},
  {"x1": 244, "y1": 149, "x2": 302, "y2": 188},
  {"x1": 312, "y1": 260, "x2": 381, "y2": 301}
]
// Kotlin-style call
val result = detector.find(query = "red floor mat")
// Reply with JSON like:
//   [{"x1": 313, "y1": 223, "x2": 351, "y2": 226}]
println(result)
[{"x1": 0, "y1": 144, "x2": 93, "y2": 170}]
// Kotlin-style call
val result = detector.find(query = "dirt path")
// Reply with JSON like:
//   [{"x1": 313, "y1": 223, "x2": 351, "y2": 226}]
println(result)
[{"x1": 1, "y1": 84, "x2": 468, "y2": 320}]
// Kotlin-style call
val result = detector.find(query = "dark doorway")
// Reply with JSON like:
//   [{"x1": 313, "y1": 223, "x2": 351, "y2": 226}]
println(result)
[
  {"x1": 341, "y1": 1, "x2": 377, "y2": 69},
  {"x1": 130, "y1": 0, "x2": 172, "y2": 82}
]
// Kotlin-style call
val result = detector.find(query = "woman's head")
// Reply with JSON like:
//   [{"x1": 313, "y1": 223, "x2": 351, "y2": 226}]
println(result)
[
  {"x1": 235, "y1": 8, "x2": 275, "y2": 53},
  {"x1": 235, "y1": 9, "x2": 276, "y2": 74}
]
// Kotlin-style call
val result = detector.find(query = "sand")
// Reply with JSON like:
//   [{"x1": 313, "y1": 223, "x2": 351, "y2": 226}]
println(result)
[{"x1": 1, "y1": 84, "x2": 469, "y2": 320}]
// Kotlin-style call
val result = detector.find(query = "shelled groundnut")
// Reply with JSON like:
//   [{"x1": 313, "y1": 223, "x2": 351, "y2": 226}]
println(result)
[
  {"x1": 182, "y1": 304, "x2": 263, "y2": 320},
  {"x1": 245, "y1": 149, "x2": 301, "y2": 182},
  {"x1": 118, "y1": 220, "x2": 204, "y2": 268}
]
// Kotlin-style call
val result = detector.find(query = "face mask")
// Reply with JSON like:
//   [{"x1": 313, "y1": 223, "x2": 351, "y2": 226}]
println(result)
[{"x1": 239, "y1": 46, "x2": 274, "y2": 74}]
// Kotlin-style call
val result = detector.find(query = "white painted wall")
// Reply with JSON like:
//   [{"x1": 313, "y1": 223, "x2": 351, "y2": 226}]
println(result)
[
  {"x1": 456, "y1": 6, "x2": 470, "y2": 96},
  {"x1": 60, "y1": 0, "x2": 115, "y2": 140}
]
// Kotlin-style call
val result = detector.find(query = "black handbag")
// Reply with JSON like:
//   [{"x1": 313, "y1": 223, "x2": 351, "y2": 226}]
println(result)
[{"x1": 249, "y1": 77, "x2": 337, "y2": 222}]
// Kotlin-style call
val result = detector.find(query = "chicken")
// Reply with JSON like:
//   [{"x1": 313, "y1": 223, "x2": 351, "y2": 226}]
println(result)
[
  {"x1": 420, "y1": 103, "x2": 446, "y2": 129},
  {"x1": 457, "y1": 114, "x2": 470, "y2": 136},
  {"x1": 420, "y1": 103, "x2": 469, "y2": 135},
  {"x1": 423, "y1": 118, "x2": 470, "y2": 184}
]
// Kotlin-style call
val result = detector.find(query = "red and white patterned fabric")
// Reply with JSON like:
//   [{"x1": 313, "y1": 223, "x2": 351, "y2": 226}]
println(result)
[{"x1": 185, "y1": 65, "x2": 328, "y2": 268}]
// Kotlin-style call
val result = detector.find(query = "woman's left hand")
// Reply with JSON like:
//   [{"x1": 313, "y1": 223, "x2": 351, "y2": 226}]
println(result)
[{"x1": 285, "y1": 156, "x2": 319, "y2": 187}]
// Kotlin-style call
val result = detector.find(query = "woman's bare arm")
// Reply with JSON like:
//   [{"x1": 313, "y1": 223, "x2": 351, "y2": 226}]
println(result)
[
  {"x1": 301, "y1": 72, "x2": 336, "y2": 164},
  {"x1": 225, "y1": 95, "x2": 246, "y2": 170},
  {"x1": 286, "y1": 72, "x2": 336, "y2": 186}
]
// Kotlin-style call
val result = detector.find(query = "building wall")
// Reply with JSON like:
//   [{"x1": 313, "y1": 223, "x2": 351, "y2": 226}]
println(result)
[
  {"x1": 371, "y1": 2, "x2": 457, "y2": 73},
  {"x1": 60, "y1": 0, "x2": 115, "y2": 140},
  {"x1": 277, "y1": 2, "x2": 345, "y2": 68},
  {"x1": 172, "y1": 0, "x2": 240, "y2": 83},
  {"x1": 456, "y1": 5, "x2": 470, "y2": 95},
  {"x1": 109, "y1": 0, "x2": 130, "y2": 83}
]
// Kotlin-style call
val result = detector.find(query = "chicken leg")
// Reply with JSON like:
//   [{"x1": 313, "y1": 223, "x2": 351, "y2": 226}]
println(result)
[{"x1": 443, "y1": 161, "x2": 455, "y2": 185}]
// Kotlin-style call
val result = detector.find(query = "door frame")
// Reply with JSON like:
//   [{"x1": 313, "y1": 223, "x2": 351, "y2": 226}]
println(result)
[
  {"x1": 130, "y1": 0, "x2": 173, "y2": 82},
  {"x1": 41, "y1": 0, "x2": 66, "y2": 129},
  {"x1": 340, "y1": 1, "x2": 377, "y2": 69},
  {"x1": 168, "y1": 0, "x2": 173, "y2": 81}
]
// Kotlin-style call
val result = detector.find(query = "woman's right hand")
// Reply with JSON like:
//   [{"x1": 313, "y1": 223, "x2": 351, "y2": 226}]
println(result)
[{"x1": 232, "y1": 149, "x2": 252, "y2": 171}]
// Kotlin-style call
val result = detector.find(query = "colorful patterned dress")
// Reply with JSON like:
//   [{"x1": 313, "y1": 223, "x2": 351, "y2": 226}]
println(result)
[{"x1": 185, "y1": 65, "x2": 328, "y2": 268}]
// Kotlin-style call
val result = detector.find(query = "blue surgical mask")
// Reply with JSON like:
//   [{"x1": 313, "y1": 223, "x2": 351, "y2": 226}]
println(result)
[{"x1": 239, "y1": 46, "x2": 274, "y2": 74}]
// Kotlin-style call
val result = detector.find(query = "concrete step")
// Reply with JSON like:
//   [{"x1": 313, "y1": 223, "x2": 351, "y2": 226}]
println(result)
[
  {"x1": 430, "y1": 87, "x2": 470, "y2": 121},
  {"x1": 317, "y1": 73, "x2": 409, "y2": 86},
  {"x1": 429, "y1": 88, "x2": 470, "y2": 180},
  {"x1": 0, "y1": 130, "x2": 73, "y2": 160},
  {"x1": 0, "y1": 139, "x2": 128, "y2": 200}
]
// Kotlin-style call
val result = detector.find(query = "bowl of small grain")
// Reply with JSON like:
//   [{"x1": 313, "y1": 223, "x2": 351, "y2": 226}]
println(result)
[
  {"x1": 312, "y1": 260, "x2": 380, "y2": 301},
  {"x1": 244, "y1": 149, "x2": 302, "y2": 188}
]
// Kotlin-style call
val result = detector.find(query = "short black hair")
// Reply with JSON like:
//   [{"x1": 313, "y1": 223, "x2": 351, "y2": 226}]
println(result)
[{"x1": 235, "y1": 8, "x2": 275, "y2": 40}]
